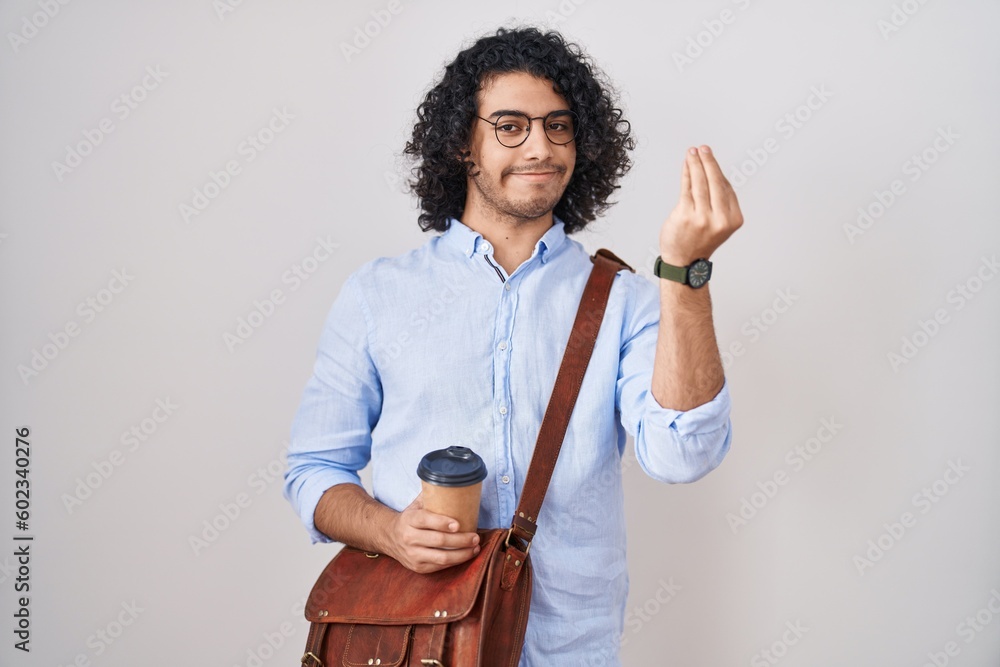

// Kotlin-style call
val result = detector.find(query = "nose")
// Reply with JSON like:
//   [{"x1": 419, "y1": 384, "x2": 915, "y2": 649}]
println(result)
[{"x1": 520, "y1": 118, "x2": 554, "y2": 161}]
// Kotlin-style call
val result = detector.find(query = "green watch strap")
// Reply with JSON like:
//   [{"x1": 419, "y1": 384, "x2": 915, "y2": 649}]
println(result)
[{"x1": 653, "y1": 256, "x2": 687, "y2": 283}]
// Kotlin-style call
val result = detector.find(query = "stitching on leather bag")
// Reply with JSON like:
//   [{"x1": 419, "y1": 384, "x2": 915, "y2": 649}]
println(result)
[
  {"x1": 387, "y1": 625, "x2": 411, "y2": 664},
  {"x1": 343, "y1": 624, "x2": 356, "y2": 666},
  {"x1": 507, "y1": 568, "x2": 531, "y2": 667},
  {"x1": 342, "y1": 624, "x2": 412, "y2": 667}
]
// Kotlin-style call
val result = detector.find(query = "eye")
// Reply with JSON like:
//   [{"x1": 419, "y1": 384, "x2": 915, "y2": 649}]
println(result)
[
  {"x1": 494, "y1": 115, "x2": 528, "y2": 135},
  {"x1": 545, "y1": 112, "x2": 576, "y2": 139}
]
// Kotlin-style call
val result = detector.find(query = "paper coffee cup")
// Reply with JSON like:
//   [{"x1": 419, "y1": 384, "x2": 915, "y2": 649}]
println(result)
[{"x1": 416, "y1": 446, "x2": 487, "y2": 533}]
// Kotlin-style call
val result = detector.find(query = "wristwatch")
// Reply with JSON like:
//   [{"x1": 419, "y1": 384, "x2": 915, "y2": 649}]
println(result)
[{"x1": 653, "y1": 256, "x2": 712, "y2": 288}]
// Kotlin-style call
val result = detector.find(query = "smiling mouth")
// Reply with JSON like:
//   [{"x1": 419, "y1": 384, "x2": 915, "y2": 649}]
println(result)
[{"x1": 510, "y1": 171, "x2": 560, "y2": 181}]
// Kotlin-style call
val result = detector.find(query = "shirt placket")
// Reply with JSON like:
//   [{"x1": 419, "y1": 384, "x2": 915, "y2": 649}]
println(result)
[{"x1": 490, "y1": 267, "x2": 518, "y2": 521}]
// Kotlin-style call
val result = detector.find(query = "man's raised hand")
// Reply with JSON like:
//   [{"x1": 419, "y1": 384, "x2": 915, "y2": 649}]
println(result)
[{"x1": 659, "y1": 145, "x2": 743, "y2": 267}]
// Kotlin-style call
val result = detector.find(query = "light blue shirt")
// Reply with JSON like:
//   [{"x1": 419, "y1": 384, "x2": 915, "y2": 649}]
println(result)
[{"x1": 283, "y1": 217, "x2": 732, "y2": 666}]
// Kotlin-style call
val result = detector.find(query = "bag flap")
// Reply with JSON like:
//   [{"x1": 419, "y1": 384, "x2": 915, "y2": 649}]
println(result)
[
  {"x1": 305, "y1": 529, "x2": 504, "y2": 624},
  {"x1": 342, "y1": 624, "x2": 410, "y2": 667}
]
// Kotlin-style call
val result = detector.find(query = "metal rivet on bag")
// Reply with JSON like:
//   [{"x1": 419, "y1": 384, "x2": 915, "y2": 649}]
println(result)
[
  {"x1": 506, "y1": 554, "x2": 511, "y2": 561},
  {"x1": 318, "y1": 610, "x2": 328, "y2": 617},
  {"x1": 514, "y1": 560, "x2": 521, "y2": 566},
  {"x1": 434, "y1": 610, "x2": 441, "y2": 617},
  {"x1": 518, "y1": 512, "x2": 524, "y2": 517},
  {"x1": 442, "y1": 610, "x2": 448, "y2": 617}
]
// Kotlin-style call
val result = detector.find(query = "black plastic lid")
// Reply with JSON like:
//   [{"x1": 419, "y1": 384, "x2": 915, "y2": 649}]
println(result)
[{"x1": 417, "y1": 446, "x2": 488, "y2": 487}]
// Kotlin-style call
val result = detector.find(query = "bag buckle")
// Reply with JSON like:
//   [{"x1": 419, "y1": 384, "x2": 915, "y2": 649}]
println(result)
[
  {"x1": 504, "y1": 527, "x2": 531, "y2": 556},
  {"x1": 301, "y1": 651, "x2": 324, "y2": 667}
]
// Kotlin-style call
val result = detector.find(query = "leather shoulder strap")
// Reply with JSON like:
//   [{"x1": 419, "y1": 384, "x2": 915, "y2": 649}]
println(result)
[{"x1": 508, "y1": 248, "x2": 634, "y2": 548}]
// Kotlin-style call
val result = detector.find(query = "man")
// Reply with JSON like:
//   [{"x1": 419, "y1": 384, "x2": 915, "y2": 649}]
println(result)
[{"x1": 284, "y1": 26, "x2": 742, "y2": 665}]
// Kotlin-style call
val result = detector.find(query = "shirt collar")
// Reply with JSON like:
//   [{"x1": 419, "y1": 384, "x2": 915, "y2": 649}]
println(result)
[{"x1": 440, "y1": 217, "x2": 567, "y2": 265}]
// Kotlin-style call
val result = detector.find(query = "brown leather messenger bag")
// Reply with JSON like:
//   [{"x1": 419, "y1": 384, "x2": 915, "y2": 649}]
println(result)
[{"x1": 300, "y1": 249, "x2": 633, "y2": 667}]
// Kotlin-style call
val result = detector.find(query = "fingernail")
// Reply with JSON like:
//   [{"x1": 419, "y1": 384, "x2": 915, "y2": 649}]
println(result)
[
  {"x1": 688, "y1": 147, "x2": 698, "y2": 155},
  {"x1": 474, "y1": 546, "x2": 481, "y2": 554},
  {"x1": 700, "y1": 145, "x2": 711, "y2": 154},
  {"x1": 449, "y1": 522, "x2": 458, "y2": 532}
]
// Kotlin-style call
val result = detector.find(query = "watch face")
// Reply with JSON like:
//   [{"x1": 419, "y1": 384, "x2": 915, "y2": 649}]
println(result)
[{"x1": 688, "y1": 259, "x2": 711, "y2": 288}]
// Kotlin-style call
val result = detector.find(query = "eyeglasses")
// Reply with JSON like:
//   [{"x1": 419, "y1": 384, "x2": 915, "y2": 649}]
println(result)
[{"x1": 476, "y1": 110, "x2": 579, "y2": 148}]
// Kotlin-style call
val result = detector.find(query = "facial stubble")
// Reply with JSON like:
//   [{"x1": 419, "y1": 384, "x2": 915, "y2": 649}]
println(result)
[{"x1": 468, "y1": 167, "x2": 568, "y2": 224}]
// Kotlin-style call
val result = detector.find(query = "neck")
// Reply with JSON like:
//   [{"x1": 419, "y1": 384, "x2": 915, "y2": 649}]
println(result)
[{"x1": 460, "y1": 209, "x2": 554, "y2": 277}]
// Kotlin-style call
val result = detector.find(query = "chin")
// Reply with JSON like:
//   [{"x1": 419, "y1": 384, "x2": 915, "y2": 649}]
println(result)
[{"x1": 508, "y1": 204, "x2": 560, "y2": 221}]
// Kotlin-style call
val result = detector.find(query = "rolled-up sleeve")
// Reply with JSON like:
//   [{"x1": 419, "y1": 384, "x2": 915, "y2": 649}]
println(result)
[
  {"x1": 283, "y1": 273, "x2": 383, "y2": 543},
  {"x1": 616, "y1": 274, "x2": 732, "y2": 484}
]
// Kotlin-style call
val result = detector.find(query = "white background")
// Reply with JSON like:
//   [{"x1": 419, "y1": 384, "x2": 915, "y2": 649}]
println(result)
[{"x1": 1, "y1": 1, "x2": 998, "y2": 665}]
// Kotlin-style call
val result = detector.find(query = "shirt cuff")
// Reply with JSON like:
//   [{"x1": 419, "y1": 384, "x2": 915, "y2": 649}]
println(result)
[
  {"x1": 284, "y1": 467, "x2": 363, "y2": 545},
  {"x1": 633, "y1": 378, "x2": 732, "y2": 483}
]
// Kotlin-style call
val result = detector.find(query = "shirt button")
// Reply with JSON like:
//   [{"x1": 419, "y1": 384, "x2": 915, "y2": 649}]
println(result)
[
  {"x1": 504, "y1": 283, "x2": 511, "y2": 291},
  {"x1": 499, "y1": 405, "x2": 508, "y2": 415},
  {"x1": 498, "y1": 342, "x2": 507, "y2": 351},
  {"x1": 501, "y1": 475, "x2": 511, "y2": 484},
  {"x1": 482, "y1": 242, "x2": 492, "y2": 253}
]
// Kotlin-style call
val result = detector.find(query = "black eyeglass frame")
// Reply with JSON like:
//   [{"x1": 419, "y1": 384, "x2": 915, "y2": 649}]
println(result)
[{"x1": 475, "y1": 110, "x2": 579, "y2": 148}]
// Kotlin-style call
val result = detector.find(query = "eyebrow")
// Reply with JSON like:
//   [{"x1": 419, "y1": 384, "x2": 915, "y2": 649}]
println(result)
[
  {"x1": 486, "y1": 109, "x2": 526, "y2": 119},
  {"x1": 485, "y1": 108, "x2": 572, "y2": 119}
]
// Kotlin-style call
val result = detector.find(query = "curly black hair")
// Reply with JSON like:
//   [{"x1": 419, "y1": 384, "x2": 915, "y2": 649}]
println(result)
[{"x1": 403, "y1": 26, "x2": 635, "y2": 235}]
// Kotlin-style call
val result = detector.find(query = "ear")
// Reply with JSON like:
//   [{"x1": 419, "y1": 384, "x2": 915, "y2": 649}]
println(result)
[{"x1": 457, "y1": 148, "x2": 478, "y2": 176}]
